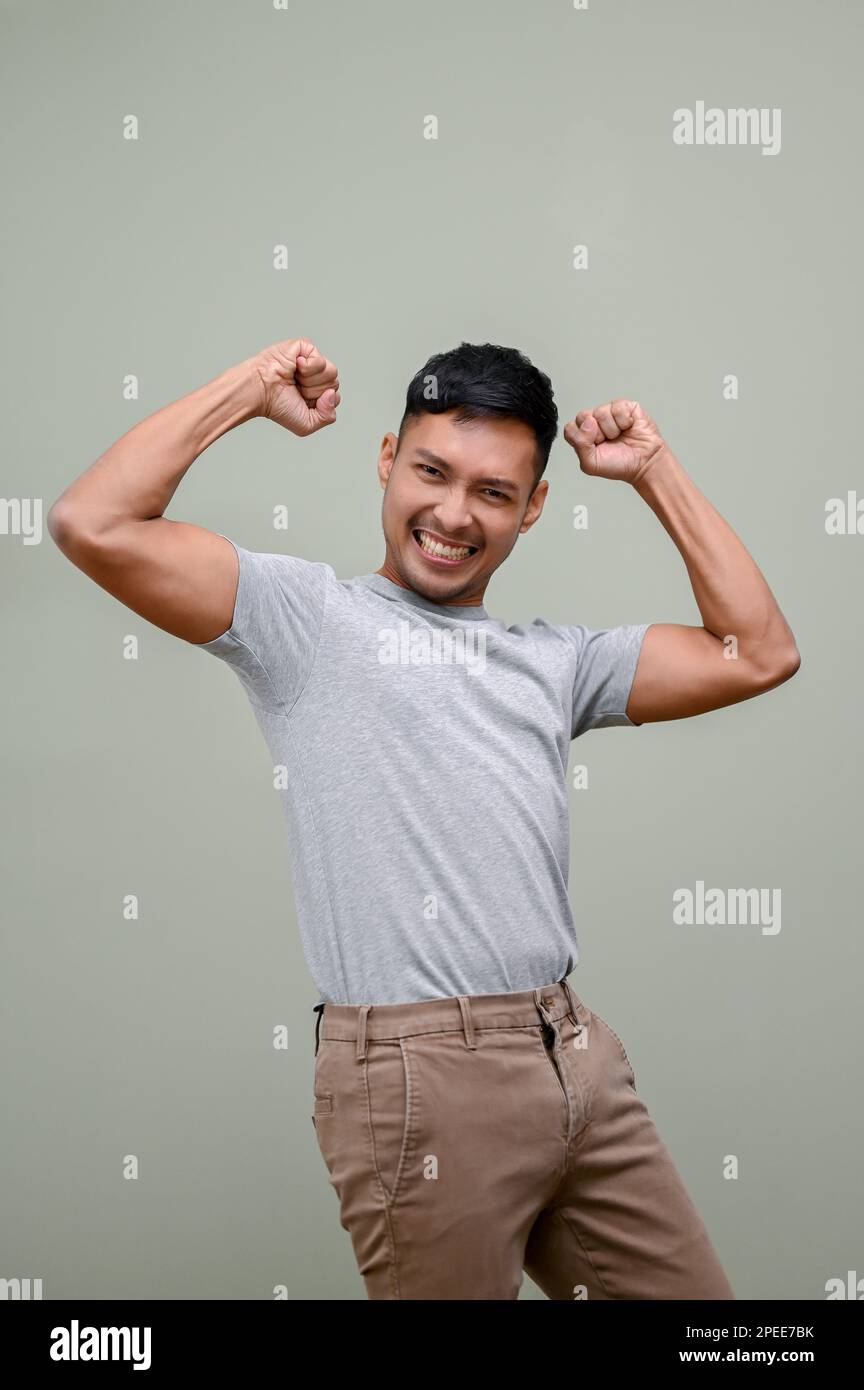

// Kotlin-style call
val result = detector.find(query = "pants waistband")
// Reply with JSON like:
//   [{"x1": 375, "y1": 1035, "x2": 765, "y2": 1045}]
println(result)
[{"x1": 312, "y1": 976, "x2": 582, "y2": 1059}]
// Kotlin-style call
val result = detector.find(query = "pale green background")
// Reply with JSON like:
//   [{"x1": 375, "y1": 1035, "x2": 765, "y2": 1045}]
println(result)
[{"x1": 1, "y1": 0, "x2": 861, "y2": 1300}]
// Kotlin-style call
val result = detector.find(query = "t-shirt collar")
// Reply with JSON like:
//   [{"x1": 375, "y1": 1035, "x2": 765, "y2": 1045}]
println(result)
[{"x1": 353, "y1": 571, "x2": 490, "y2": 622}]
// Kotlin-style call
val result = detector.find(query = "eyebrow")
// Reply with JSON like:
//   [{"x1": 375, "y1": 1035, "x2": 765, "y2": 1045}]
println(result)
[{"x1": 412, "y1": 447, "x2": 519, "y2": 494}]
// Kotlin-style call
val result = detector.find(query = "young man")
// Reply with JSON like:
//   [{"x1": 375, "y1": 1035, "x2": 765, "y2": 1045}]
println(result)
[{"x1": 48, "y1": 337, "x2": 799, "y2": 1301}]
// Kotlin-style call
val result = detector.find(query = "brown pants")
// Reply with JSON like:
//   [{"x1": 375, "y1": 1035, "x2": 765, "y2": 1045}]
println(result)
[{"x1": 310, "y1": 977, "x2": 735, "y2": 1300}]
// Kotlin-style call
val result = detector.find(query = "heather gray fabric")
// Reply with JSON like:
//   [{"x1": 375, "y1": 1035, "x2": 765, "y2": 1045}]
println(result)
[{"x1": 192, "y1": 538, "x2": 650, "y2": 1006}]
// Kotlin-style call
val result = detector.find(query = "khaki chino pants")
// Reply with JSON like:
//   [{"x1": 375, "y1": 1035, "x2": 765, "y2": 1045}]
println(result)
[{"x1": 310, "y1": 978, "x2": 735, "y2": 1300}]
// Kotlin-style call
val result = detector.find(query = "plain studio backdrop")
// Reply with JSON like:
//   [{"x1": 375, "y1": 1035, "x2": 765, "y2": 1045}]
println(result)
[{"x1": 1, "y1": 0, "x2": 861, "y2": 1299}]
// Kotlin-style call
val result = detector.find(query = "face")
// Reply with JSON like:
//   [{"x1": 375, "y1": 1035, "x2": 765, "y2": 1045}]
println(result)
[{"x1": 376, "y1": 411, "x2": 549, "y2": 606}]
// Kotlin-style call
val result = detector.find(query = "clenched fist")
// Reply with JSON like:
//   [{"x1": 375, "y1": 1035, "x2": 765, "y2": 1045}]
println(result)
[
  {"x1": 252, "y1": 338, "x2": 341, "y2": 436},
  {"x1": 563, "y1": 399, "x2": 668, "y2": 484}
]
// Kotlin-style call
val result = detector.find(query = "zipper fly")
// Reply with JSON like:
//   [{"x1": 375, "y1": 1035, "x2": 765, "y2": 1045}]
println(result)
[{"x1": 540, "y1": 1017, "x2": 574, "y2": 1144}]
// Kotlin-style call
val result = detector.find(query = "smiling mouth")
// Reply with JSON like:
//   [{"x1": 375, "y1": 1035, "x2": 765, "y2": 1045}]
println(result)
[{"x1": 412, "y1": 528, "x2": 479, "y2": 564}]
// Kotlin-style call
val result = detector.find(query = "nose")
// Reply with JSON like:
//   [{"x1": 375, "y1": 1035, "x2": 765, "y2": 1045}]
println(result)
[{"x1": 432, "y1": 493, "x2": 474, "y2": 535}]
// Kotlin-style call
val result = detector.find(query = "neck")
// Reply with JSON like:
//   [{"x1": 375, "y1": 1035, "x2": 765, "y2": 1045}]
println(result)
[{"x1": 376, "y1": 557, "x2": 488, "y2": 608}]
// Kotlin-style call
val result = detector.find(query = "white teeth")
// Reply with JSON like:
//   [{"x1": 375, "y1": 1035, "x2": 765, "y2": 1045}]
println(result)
[{"x1": 417, "y1": 529, "x2": 472, "y2": 560}]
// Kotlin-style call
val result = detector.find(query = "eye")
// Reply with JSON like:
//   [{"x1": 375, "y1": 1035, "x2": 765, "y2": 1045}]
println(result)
[{"x1": 416, "y1": 464, "x2": 507, "y2": 500}]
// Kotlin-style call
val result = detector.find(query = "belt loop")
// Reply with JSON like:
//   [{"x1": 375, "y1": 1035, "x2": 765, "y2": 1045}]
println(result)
[
  {"x1": 356, "y1": 1004, "x2": 371, "y2": 1061},
  {"x1": 456, "y1": 995, "x2": 477, "y2": 1050},
  {"x1": 559, "y1": 975, "x2": 582, "y2": 1033},
  {"x1": 313, "y1": 1002, "x2": 325, "y2": 1056},
  {"x1": 558, "y1": 978, "x2": 586, "y2": 1034},
  {"x1": 533, "y1": 987, "x2": 553, "y2": 1027}
]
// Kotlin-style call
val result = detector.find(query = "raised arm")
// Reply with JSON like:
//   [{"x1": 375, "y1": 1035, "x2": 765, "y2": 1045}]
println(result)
[
  {"x1": 563, "y1": 400, "x2": 800, "y2": 723},
  {"x1": 46, "y1": 339, "x2": 340, "y2": 643}
]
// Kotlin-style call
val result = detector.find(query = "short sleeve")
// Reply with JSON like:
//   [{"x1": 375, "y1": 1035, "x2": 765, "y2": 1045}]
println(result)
[
  {"x1": 566, "y1": 622, "x2": 651, "y2": 738},
  {"x1": 190, "y1": 535, "x2": 331, "y2": 713}
]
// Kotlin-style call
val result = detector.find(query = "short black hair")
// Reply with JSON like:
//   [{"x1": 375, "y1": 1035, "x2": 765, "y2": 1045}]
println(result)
[{"x1": 396, "y1": 341, "x2": 558, "y2": 490}]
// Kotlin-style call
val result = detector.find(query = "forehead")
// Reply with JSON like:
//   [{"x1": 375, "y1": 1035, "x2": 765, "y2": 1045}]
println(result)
[{"x1": 402, "y1": 411, "x2": 537, "y2": 487}]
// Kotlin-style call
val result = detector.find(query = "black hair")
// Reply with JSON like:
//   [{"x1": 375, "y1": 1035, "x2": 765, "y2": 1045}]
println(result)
[{"x1": 396, "y1": 341, "x2": 558, "y2": 489}]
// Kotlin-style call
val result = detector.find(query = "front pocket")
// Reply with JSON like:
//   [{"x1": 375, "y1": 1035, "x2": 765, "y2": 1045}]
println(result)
[
  {"x1": 362, "y1": 1038, "x2": 415, "y2": 1206},
  {"x1": 593, "y1": 1013, "x2": 636, "y2": 1086},
  {"x1": 313, "y1": 1094, "x2": 333, "y2": 1116}
]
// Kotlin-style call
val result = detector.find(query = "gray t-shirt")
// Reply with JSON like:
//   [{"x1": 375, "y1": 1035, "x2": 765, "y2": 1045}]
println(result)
[{"x1": 192, "y1": 538, "x2": 649, "y2": 1006}]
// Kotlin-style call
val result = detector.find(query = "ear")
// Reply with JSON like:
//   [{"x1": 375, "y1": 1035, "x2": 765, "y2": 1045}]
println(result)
[
  {"x1": 519, "y1": 478, "x2": 549, "y2": 533},
  {"x1": 377, "y1": 432, "x2": 398, "y2": 489}
]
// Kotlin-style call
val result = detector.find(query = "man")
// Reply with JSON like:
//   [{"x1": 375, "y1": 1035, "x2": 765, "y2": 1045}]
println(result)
[{"x1": 48, "y1": 337, "x2": 799, "y2": 1300}]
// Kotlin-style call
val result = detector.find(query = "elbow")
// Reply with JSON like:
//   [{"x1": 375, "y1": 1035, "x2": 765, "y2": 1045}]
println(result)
[
  {"x1": 46, "y1": 502, "x2": 99, "y2": 559},
  {"x1": 46, "y1": 502, "x2": 70, "y2": 546},
  {"x1": 787, "y1": 646, "x2": 801, "y2": 678},
  {"x1": 754, "y1": 643, "x2": 801, "y2": 691},
  {"x1": 47, "y1": 503, "x2": 79, "y2": 553},
  {"x1": 777, "y1": 643, "x2": 801, "y2": 682}
]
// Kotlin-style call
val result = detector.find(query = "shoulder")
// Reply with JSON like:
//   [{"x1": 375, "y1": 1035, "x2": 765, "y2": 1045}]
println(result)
[{"x1": 228, "y1": 540, "x2": 335, "y2": 582}]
